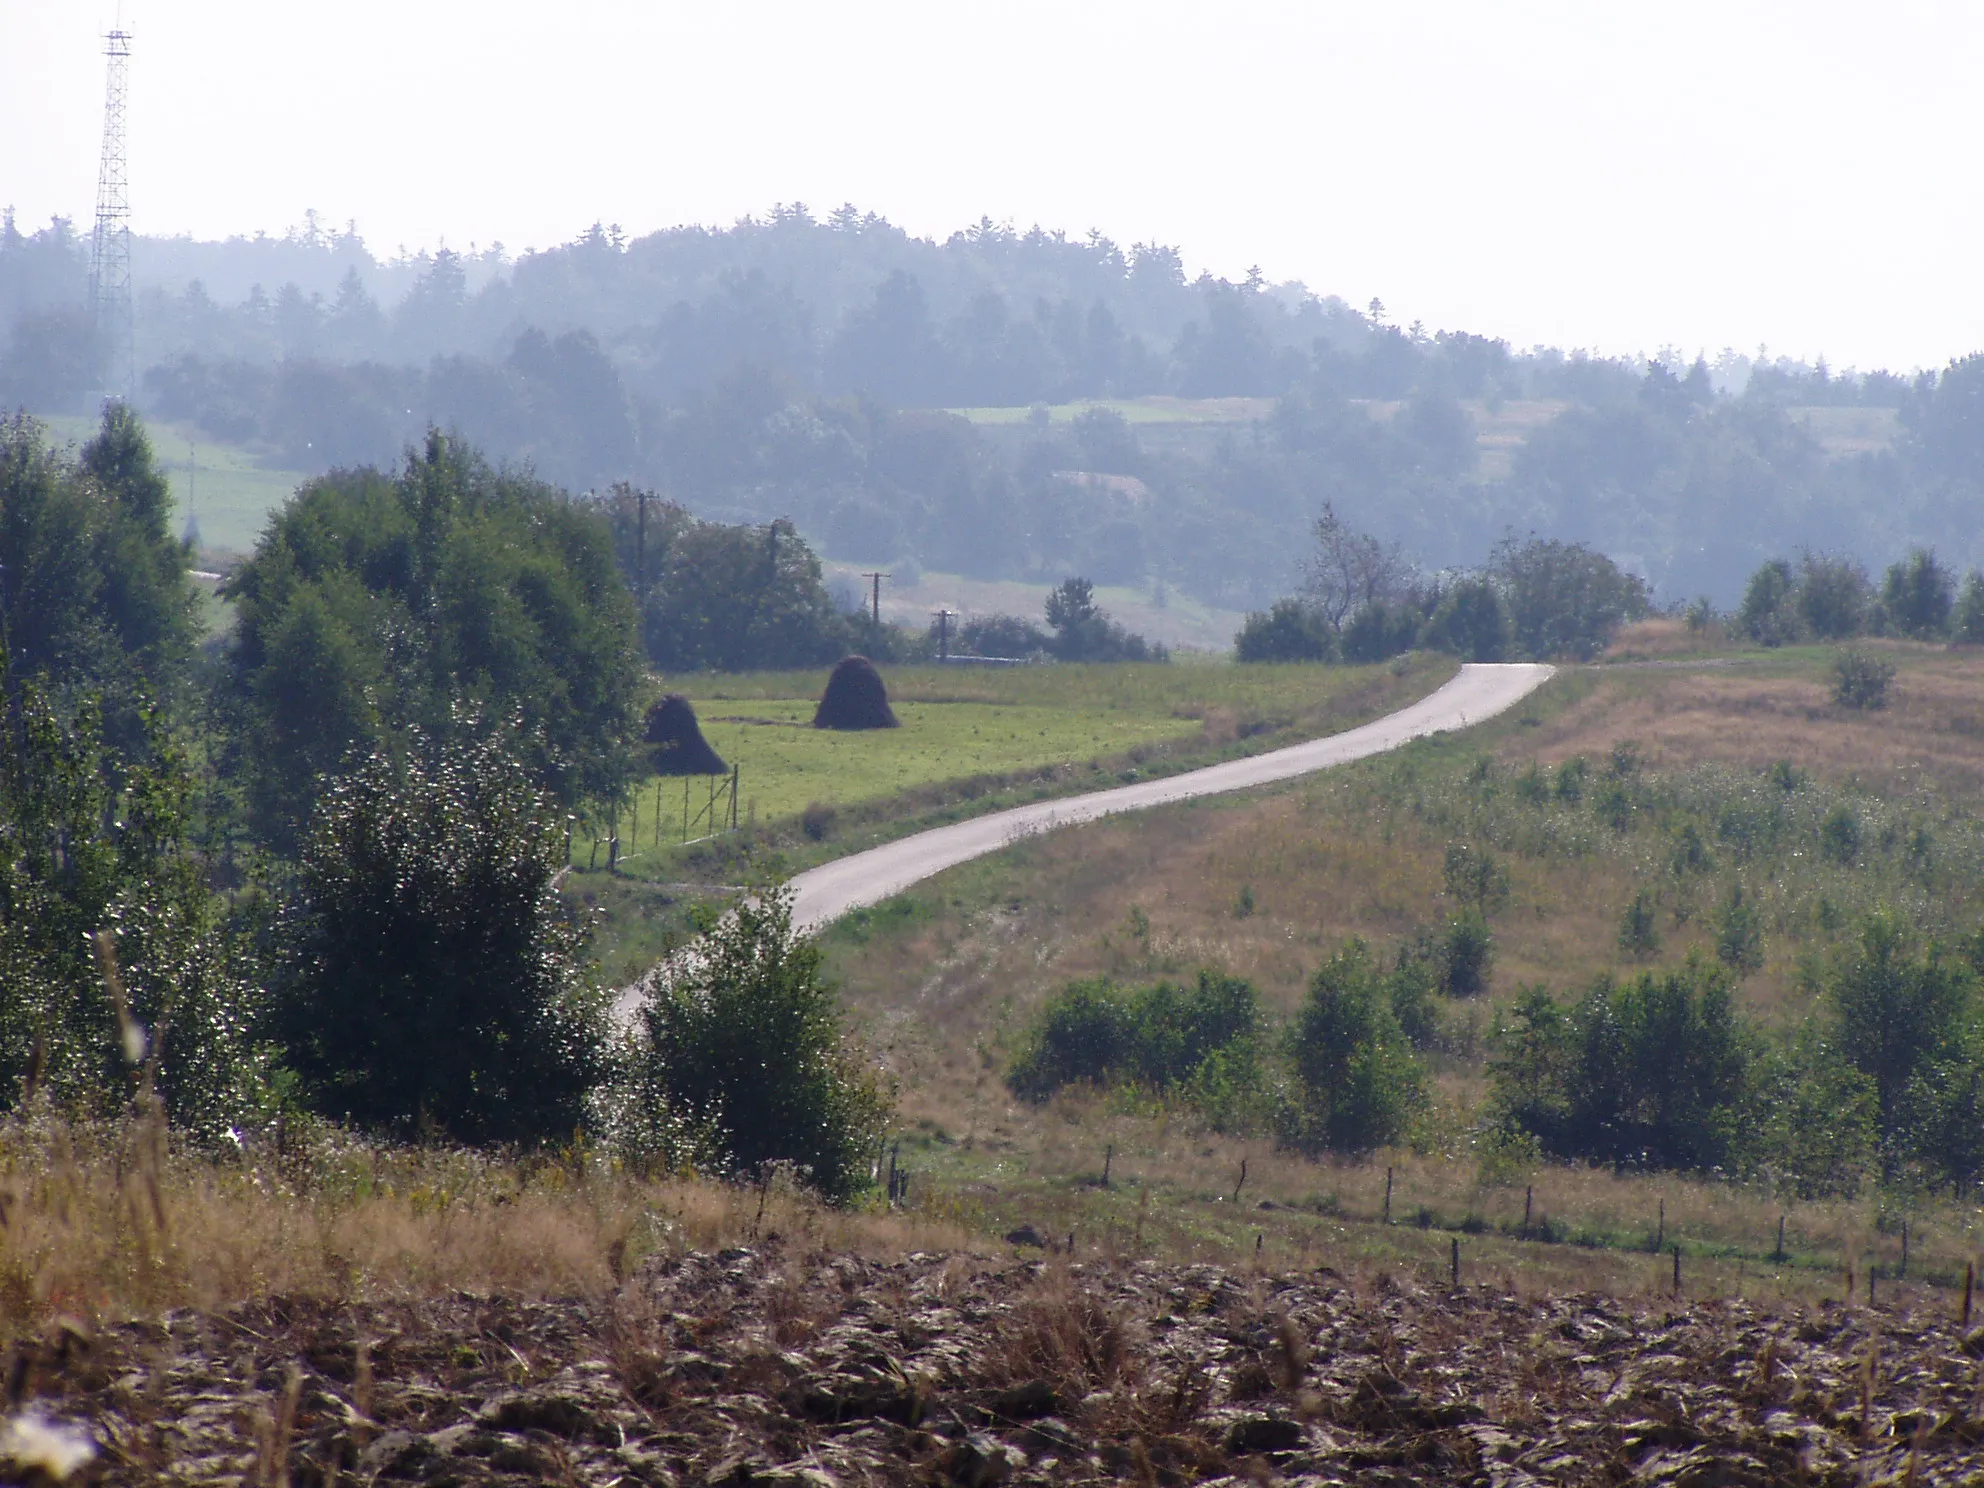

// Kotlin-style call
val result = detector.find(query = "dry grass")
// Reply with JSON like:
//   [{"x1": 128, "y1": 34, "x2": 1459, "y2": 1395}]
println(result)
[
  {"x1": 0, "y1": 1110, "x2": 974, "y2": 1334},
  {"x1": 1522, "y1": 646, "x2": 1984, "y2": 803},
  {"x1": 809, "y1": 652, "x2": 1984, "y2": 1311}
]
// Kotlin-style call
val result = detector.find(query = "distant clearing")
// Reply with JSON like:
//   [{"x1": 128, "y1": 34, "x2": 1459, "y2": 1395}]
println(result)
[{"x1": 34, "y1": 412, "x2": 307, "y2": 559}]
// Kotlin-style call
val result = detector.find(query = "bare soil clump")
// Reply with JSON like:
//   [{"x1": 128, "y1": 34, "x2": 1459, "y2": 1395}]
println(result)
[
  {"x1": 644, "y1": 694, "x2": 730, "y2": 776},
  {"x1": 12, "y1": 1247, "x2": 1983, "y2": 1485},
  {"x1": 813, "y1": 656, "x2": 899, "y2": 731}
]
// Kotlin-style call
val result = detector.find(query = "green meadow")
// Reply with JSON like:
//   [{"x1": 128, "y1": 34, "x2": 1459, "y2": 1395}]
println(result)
[
  {"x1": 33, "y1": 414, "x2": 307, "y2": 558},
  {"x1": 629, "y1": 658, "x2": 1449, "y2": 833}
]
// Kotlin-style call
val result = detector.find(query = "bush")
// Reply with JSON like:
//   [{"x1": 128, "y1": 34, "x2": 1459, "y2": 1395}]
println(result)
[
  {"x1": 1617, "y1": 891, "x2": 1661, "y2": 960},
  {"x1": 1438, "y1": 910, "x2": 1495, "y2": 998},
  {"x1": 1417, "y1": 578, "x2": 1510, "y2": 661},
  {"x1": 1714, "y1": 884, "x2": 1764, "y2": 974},
  {"x1": 1882, "y1": 547, "x2": 1953, "y2": 638},
  {"x1": 1796, "y1": 552, "x2": 1870, "y2": 639},
  {"x1": 629, "y1": 883, "x2": 890, "y2": 1202},
  {"x1": 1738, "y1": 559, "x2": 1802, "y2": 646},
  {"x1": 954, "y1": 613, "x2": 1052, "y2": 658},
  {"x1": 1045, "y1": 577, "x2": 1167, "y2": 662},
  {"x1": 1490, "y1": 958, "x2": 1752, "y2": 1172},
  {"x1": 1006, "y1": 971, "x2": 1261, "y2": 1104},
  {"x1": 1490, "y1": 537, "x2": 1651, "y2": 661},
  {"x1": 1832, "y1": 647, "x2": 1895, "y2": 709},
  {"x1": 0, "y1": 682, "x2": 266, "y2": 1133},
  {"x1": 1234, "y1": 599, "x2": 1333, "y2": 663},
  {"x1": 273, "y1": 721, "x2": 607, "y2": 1144},
  {"x1": 1952, "y1": 571, "x2": 1984, "y2": 645},
  {"x1": 1280, "y1": 941, "x2": 1425, "y2": 1154},
  {"x1": 1443, "y1": 842, "x2": 1510, "y2": 913},
  {"x1": 1341, "y1": 601, "x2": 1424, "y2": 664}
]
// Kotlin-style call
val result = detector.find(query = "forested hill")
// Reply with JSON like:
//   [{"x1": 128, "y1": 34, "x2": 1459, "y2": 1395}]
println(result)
[{"x1": 5, "y1": 205, "x2": 1984, "y2": 608}]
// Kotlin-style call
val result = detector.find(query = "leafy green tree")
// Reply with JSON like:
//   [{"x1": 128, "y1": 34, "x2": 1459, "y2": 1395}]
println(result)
[
  {"x1": 1831, "y1": 646, "x2": 1895, "y2": 709},
  {"x1": 1044, "y1": 575, "x2": 1165, "y2": 661},
  {"x1": 0, "y1": 680, "x2": 265, "y2": 1131},
  {"x1": 1418, "y1": 577, "x2": 1510, "y2": 661},
  {"x1": 273, "y1": 720, "x2": 608, "y2": 1143},
  {"x1": 1490, "y1": 537, "x2": 1649, "y2": 661},
  {"x1": 225, "y1": 431, "x2": 641, "y2": 850},
  {"x1": 640, "y1": 512, "x2": 858, "y2": 672},
  {"x1": 1825, "y1": 912, "x2": 1973, "y2": 1173},
  {"x1": 1007, "y1": 971, "x2": 1261, "y2": 1101},
  {"x1": 1881, "y1": 547, "x2": 1953, "y2": 638},
  {"x1": 1235, "y1": 599, "x2": 1333, "y2": 662},
  {"x1": 1952, "y1": 571, "x2": 1984, "y2": 645},
  {"x1": 1738, "y1": 559, "x2": 1801, "y2": 646},
  {"x1": 629, "y1": 884, "x2": 890, "y2": 1202},
  {"x1": 1495, "y1": 960, "x2": 1752, "y2": 1172},
  {"x1": 0, "y1": 409, "x2": 196, "y2": 714},
  {"x1": 1796, "y1": 552, "x2": 1870, "y2": 640},
  {"x1": 1281, "y1": 940, "x2": 1425, "y2": 1154}
]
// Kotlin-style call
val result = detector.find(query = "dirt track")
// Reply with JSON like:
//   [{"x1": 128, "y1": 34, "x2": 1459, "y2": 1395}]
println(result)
[{"x1": 11, "y1": 1244, "x2": 1984, "y2": 1485}]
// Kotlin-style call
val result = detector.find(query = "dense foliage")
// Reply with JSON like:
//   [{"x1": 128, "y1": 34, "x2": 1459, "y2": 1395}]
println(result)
[
  {"x1": 273, "y1": 723, "x2": 608, "y2": 1143},
  {"x1": 1005, "y1": 971, "x2": 1261, "y2": 1103},
  {"x1": 0, "y1": 681, "x2": 264, "y2": 1131},
  {"x1": 223, "y1": 430, "x2": 642, "y2": 849},
  {"x1": 621, "y1": 885, "x2": 890, "y2": 1203}
]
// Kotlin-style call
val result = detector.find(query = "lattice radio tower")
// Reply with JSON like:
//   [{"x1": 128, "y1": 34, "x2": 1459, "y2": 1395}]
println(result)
[{"x1": 89, "y1": 26, "x2": 135, "y2": 399}]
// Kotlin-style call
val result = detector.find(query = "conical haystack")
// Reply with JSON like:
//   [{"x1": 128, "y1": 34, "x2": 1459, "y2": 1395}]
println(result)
[
  {"x1": 813, "y1": 655, "x2": 899, "y2": 730},
  {"x1": 644, "y1": 693, "x2": 730, "y2": 775}
]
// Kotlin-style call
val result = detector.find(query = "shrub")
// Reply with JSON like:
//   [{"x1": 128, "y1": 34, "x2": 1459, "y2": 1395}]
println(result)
[
  {"x1": 1417, "y1": 578, "x2": 1510, "y2": 662},
  {"x1": 1831, "y1": 647, "x2": 1895, "y2": 710},
  {"x1": 1442, "y1": 842, "x2": 1510, "y2": 913},
  {"x1": 1819, "y1": 805, "x2": 1861, "y2": 865},
  {"x1": 0, "y1": 683, "x2": 266, "y2": 1133},
  {"x1": 1438, "y1": 910, "x2": 1495, "y2": 998},
  {"x1": 1618, "y1": 891, "x2": 1661, "y2": 960},
  {"x1": 800, "y1": 802, "x2": 838, "y2": 841},
  {"x1": 1489, "y1": 537, "x2": 1650, "y2": 661},
  {"x1": 1714, "y1": 884, "x2": 1764, "y2": 974},
  {"x1": 1490, "y1": 958, "x2": 1752, "y2": 1172},
  {"x1": 1006, "y1": 971, "x2": 1262, "y2": 1104},
  {"x1": 1341, "y1": 601, "x2": 1423, "y2": 664},
  {"x1": 1881, "y1": 547, "x2": 1953, "y2": 638},
  {"x1": 1738, "y1": 559, "x2": 1802, "y2": 646},
  {"x1": 274, "y1": 720, "x2": 607, "y2": 1144},
  {"x1": 1280, "y1": 941, "x2": 1425, "y2": 1154},
  {"x1": 1951, "y1": 571, "x2": 1984, "y2": 645},
  {"x1": 1796, "y1": 552, "x2": 1870, "y2": 639},
  {"x1": 629, "y1": 883, "x2": 890, "y2": 1202},
  {"x1": 1234, "y1": 599, "x2": 1333, "y2": 663}
]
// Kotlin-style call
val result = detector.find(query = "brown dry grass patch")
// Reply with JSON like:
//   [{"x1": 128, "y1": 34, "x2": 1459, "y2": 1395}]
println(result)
[{"x1": 1514, "y1": 648, "x2": 1984, "y2": 803}]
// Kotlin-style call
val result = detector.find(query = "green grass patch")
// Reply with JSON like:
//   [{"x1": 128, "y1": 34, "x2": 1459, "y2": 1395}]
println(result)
[
  {"x1": 34, "y1": 413, "x2": 308, "y2": 558},
  {"x1": 645, "y1": 661, "x2": 1421, "y2": 830}
]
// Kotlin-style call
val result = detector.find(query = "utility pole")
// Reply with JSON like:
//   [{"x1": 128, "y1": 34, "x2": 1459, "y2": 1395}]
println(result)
[
  {"x1": 89, "y1": 26, "x2": 135, "y2": 400},
  {"x1": 861, "y1": 571, "x2": 890, "y2": 629},
  {"x1": 933, "y1": 608, "x2": 956, "y2": 662}
]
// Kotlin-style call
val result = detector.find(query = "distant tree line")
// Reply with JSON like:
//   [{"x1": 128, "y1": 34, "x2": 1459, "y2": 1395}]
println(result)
[
  {"x1": 16, "y1": 208, "x2": 1984, "y2": 608},
  {"x1": 1236, "y1": 513, "x2": 1651, "y2": 663}
]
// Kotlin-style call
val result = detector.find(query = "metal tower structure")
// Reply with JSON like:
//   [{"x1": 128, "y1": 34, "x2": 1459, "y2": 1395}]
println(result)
[{"x1": 89, "y1": 28, "x2": 134, "y2": 399}]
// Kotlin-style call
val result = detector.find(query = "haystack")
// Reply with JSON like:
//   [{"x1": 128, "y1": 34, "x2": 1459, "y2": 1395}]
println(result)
[
  {"x1": 643, "y1": 693, "x2": 730, "y2": 775},
  {"x1": 813, "y1": 655, "x2": 899, "y2": 730}
]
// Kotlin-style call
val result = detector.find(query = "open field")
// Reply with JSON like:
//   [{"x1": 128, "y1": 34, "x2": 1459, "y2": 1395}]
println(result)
[
  {"x1": 820, "y1": 563, "x2": 1248, "y2": 653},
  {"x1": 18, "y1": 1237, "x2": 1984, "y2": 1486},
  {"x1": 795, "y1": 645, "x2": 1984, "y2": 1303},
  {"x1": 637, "y1": 660, "x2": 1439, "y2": 835},
  {"x1": 33, "y1": 413, "x2": 308, "y2": 560}
]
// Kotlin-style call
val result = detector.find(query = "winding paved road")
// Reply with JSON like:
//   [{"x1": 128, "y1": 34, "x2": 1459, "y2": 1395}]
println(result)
[
  {"x1": 616, "y1": 663, "x2": 1553, "y2": 1019},
  {"x1": 788, "y1": 661, "x2": 1554, "y2": 934}
]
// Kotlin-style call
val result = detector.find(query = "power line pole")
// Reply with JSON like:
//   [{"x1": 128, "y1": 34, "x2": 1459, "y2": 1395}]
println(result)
[
  {"x1": 933, "y1": 608, "x2": 955, "y2": 662},
  {"x1": 89, "y1": 26, "x2": 135, "y2": 401},
  {"x1": 860, "y1": 571, "x2": 890, "y2": 629}
]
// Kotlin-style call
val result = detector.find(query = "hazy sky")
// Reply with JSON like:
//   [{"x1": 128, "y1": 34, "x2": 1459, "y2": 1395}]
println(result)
[{"x1": 5, "y1": 1, "x2": 1980, "y2": 371}]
